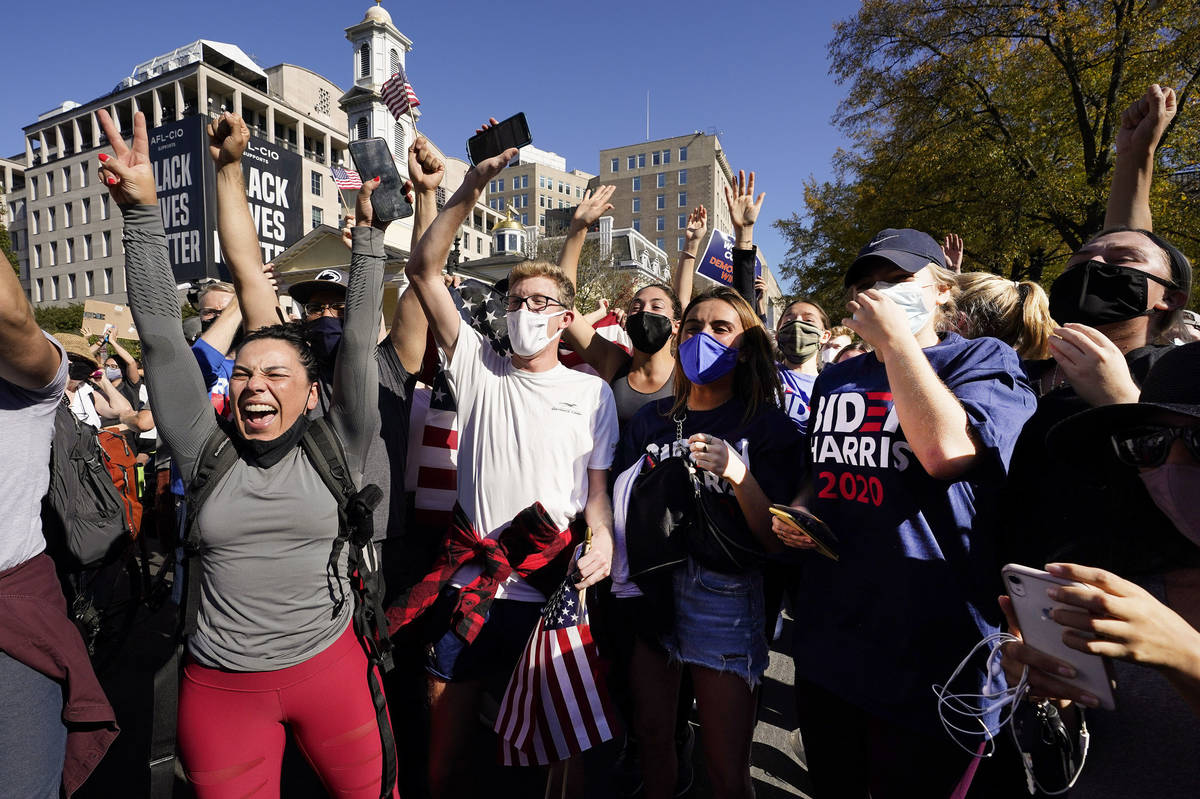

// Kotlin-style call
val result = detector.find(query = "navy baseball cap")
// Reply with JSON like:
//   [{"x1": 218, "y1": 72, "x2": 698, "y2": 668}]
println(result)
[
  {"x1": 287, "y1": 268, "x2": 348, "y2": 304},
  {"x1": 844, "y1": 228, "x2": 947, "y2": 288}
]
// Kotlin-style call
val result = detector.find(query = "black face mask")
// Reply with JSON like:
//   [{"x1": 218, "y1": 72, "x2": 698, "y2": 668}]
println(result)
[
  {"x1": 304, "y1": 316, "x2": 343, "y2": 366},
  {"x1": 1049, "y1": 260, "x2": 1177, "y2": 326},
  {"x1": 68, "y1": 359, "x2": 94, "y2": 381},
  {"x1": 625, "y1": 311, "x2": 673, "y2": 354},
  {"x1": 237, "y1": 412, "x2": 311, "y2": 469}
]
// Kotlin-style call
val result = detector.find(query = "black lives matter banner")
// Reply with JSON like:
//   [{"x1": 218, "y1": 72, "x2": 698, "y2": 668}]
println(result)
[{"x1": 148, "y1": 116, "x2": 302, "y2": 282}]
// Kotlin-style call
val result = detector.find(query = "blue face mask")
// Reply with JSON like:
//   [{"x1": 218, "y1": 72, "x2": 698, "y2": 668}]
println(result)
[{"x1": 679, "y1": 331, "x2": 739, "y2": 385}]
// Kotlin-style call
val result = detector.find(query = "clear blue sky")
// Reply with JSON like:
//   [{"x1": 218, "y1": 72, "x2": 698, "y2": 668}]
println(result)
[{"x1": 0, "y1": 0, "x2": 858, "y2": 284}]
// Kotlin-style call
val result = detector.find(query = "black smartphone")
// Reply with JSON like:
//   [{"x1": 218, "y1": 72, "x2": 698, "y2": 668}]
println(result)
[
  {"x1": 466, "y1": 113, "x2": 532, "y2": 166},
  {"x1": 768, "y1": 504, "x2": 840, "y2": 561},
  {"x1": 347, "y1": 137, "x2": 413, "y2": 222}
]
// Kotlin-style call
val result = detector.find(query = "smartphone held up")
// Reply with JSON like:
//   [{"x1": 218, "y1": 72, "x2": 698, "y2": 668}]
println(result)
[
  {"x1": 467, "y1": 113, "x2": 532, "y2": 166},
  {"x1": 347, "y1": 137, "x2": 413, "y2": 222}
]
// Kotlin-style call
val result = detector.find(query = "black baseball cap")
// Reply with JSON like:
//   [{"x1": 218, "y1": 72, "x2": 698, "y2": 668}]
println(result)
[
  {"x1": 844, "y1": 228, "x2": 947, "y2": 288},
  {"x1": 287, "y1": 268, "x2": 348, "y2": 304}
]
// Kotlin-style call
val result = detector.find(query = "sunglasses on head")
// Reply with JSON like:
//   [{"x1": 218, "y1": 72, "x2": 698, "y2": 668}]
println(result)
[{"x1": 1111, "y1": 424, "x2": 1200, "y2": 468}]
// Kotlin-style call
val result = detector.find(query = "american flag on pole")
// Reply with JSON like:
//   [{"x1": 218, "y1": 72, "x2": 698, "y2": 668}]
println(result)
[
  {"x1": 381, "y1": 67, "x2": 421, "y2": 120},
  {"x1": 330, "y1": 165, "x2": 363, "y2": 190},
  {"x1": 493, "y1": 546, "x2": 620, "y2": 765}
]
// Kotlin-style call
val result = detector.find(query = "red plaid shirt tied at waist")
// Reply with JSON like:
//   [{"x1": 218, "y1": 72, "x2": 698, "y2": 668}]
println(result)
[{"x1": 386, "y1": 502, "x2": 574, "y2": 642}]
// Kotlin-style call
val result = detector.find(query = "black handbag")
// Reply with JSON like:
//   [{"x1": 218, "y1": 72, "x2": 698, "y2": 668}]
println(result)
[{"x1": 625, "y1": 454, "x2": 766, "y2": 579}]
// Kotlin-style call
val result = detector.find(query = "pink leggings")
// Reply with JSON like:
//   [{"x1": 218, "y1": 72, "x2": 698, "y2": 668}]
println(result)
[{"x1": 178, "y1": 625, "x2": 398, "y2": 798}]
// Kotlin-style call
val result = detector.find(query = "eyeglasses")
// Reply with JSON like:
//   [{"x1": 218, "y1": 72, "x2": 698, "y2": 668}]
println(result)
[
  {"x1": 1111, "y1": 425, "x2": 1200, "y2": 468},
  {"x1": 304, "y1": 301, "x2": 346, "y2": 316},
  {"x1": 504, "y1": 294, "x2": 563, "y2": 313}
]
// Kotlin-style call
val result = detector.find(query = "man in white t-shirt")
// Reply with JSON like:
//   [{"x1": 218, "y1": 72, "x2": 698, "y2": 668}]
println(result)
[{"x1": 405, "y1": 134, "x2": 617, "y2": 797}]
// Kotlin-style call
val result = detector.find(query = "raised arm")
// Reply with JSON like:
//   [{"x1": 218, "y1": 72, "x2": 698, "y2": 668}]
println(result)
[
  {"x1": 725, "y1": 170, "x2": 765, "y2": 306},
  {"x1": 389, "y1": 137, "x2": 445, "y2": 375},
  {"x1": 208, "y1": 112, "x2": 280, "y2": 331},
  {"x1": 97, "y1": 109, "x2": 215, "y2": 479},
  {"x1": 108, "y1": 336, "x2": 141, "y2": 385},
  {"x1": 558, "y1": 185, "x2": 627, "y2": 381},
  {"x1": 405, "y1": 119, "x2": 515, "y2": 362},
  {"x1": 673, "y1": 204, "x2": 707, "y2": 303},
  {"x1": 0, "y1": 246, "x2": 61, "y2": 390},
  {"x1": 199, "y1": 294, "x2": 243, "y2": 355},
  {"x1": 558, "y1": 184, "x2": 614, "y2": 289},
  {"x1": 330, "y1": 179, "x2": 393, "y2": 476},
  {"x1": 1105, "y1": 84, "x2": 1176, "y2": 232}
]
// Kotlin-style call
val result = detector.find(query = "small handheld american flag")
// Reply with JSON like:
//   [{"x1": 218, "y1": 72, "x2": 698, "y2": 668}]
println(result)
[
  {"x1": 330, "y1": 165, "x2": 363, "y2": 190},
  {"x1": 494, "y1": 540, "x2": 619, "y2": 765},
  {"x1": 381, "y1": 67, "x2": 421, "y2": 120}
]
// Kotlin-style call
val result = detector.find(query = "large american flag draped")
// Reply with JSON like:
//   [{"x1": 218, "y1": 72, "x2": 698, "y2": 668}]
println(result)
[
  {"x1": 412, "y1": 279, "x2": 510, "y2": 533},
  {"x1": 493, "y1": 546, "x2": 620, "y2": 766},
  {"x1": 330, "y1": 165, "x2": 363, "y2": 190},
  {"x1": 381, "y1": 67, "x2": 421, "y2": 120}
]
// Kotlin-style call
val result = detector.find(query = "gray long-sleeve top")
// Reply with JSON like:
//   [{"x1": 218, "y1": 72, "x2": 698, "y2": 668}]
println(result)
[{"x1": 120, "y1": 205, "x2": 383, "y2": 670}]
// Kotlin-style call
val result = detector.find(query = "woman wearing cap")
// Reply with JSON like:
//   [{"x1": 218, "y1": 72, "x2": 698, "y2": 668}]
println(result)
[
  {"x1": 1000, "y1": 341, "x2": 1200, "y2": 797},
  {"x1": 612, "y1": 286, "x2": 803, "y2": 799},
  {"x1": 54, "y1": 333, "x2": 138, "y2": 431},
  {"x1": 95, "y1": 108, "x2": 398, "y2": 798},
  {"x1": 773, "y1": 227, "x2": 1037, "y2": 797}
]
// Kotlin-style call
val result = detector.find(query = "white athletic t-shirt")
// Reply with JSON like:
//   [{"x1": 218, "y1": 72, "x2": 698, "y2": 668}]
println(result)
[{"x1": 444, "y1": 317, "x2": 618, "y2": 601}]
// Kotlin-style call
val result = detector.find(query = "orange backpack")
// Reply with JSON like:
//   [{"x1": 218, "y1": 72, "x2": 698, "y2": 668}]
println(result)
[{"x1": 96, "y1": 428, "x2": 143, "y2": 537}]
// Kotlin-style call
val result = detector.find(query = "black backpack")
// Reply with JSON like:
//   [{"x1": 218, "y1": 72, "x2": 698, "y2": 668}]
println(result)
[
  {"x1": 149, "y1": 418, "x2": 396, "y2": 799},
  {"x1": 42, "y1": 399, "x2": 130, "y2": 570}
]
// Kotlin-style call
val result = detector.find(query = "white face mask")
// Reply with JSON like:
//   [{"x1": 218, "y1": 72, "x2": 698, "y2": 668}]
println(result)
[
  {"x1": 508, "y1": 308, "x2": 566, "y2": 358},
  {"x1": 104, "y1": 366, "x2": 123, "y2": 382},
  {"x1": 871, "y1": 281, "x2": 934, "y2": 335}
]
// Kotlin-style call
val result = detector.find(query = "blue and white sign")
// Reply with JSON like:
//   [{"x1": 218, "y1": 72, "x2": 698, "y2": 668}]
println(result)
[{"x1": 695, "y1": 229, "x2": 763, "y2": 286}]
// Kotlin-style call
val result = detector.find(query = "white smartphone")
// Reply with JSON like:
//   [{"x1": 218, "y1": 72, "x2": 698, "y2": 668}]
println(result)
[{"x1": 1001, "y1": 563, "x2": 1116, "y2": 711}]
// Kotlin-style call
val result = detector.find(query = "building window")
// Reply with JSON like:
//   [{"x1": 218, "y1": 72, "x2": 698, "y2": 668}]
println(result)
[
  {"x1": 312, "y1": 206, "x2": 323, "y2": 229},
  {"x1": 102, "y1": 231, "x2": 111, "y2": 256},
  {"x1": 522, "y1": 193, "x2": 529, "y2": 206},
  {"x1": 78, "y1": 163, "x2": 89, "y2": 188},
  {"x1": 359, "y1": 43, "x2": 371, "y2": 78},
  {"x1": 50, "y1": 276, "x2": 59, "y2": 301},
  {"x1": 637, "y1": 153, "x2": 646, "y2": 168},
  {"x1": 45, "y1": 174, "x2": 53, "y2": 197},
  {"x1": 521, "y1": 213, "x2": 528, "y2": 225},
  {"x1": 652, "y1": 151, "x2": 661, "y2": 166},
  {"x1": 657, "y1": 172, "x2": 665, "y2": 188},
  {"x1": 80, "y1": 197, "x2": 90, "y2": 224},
  {"x1": 62, "y1": 166, "x2": 71, "y2": 192},
  {"x1": 632, "y1": 176, "x2": 641, "y2": 191},
  {"x1": 678, "y1": 192, "x2": 687, "y2": 207},
  {"x1": 663, "y1": 150, "x2": 671, "y2": 164},
  {"x1": 489, "y1": 180, "x2": 497, "y2": 193},
  {"x1": 47, "y1": 207, "x2": 55, "y2": 232},
  {"x1": 498, "y1": 178, "x2": 505, "y2": 192},
  {"x1": 632, "y1": 198, "x2": 641, "y2": 212},
  {"x1": 85, "y1": 271, "x2": 94, "y2": 296},
  {"x1": 656, "y1": 216, "x2": 665, "y2": 232},
  {"x1": 539, "y1": 215, "x2": 545, "y2": 226},
  {"x1": 103, "y1": 268, "x2": 113, "y2": 294},
  {"x1": 100, "y1": 194, "x2": 110, "y2": 220},
  {"x1": 30, "y1": 180, "x2": 37, "y2": 201},
  {"x1": 315, "y1": 87, "x2": 331, "y2": 116},
  {"x1": 64, "y1": 202, "x2": 72, "y2": 227},
  {"x1": 679, "y1": 169, "x2": 688, "y2": 185},
  {"x1": 538, "y1": 196, "x2": 545, "y2": 208},
  {"x1": 679, "y1": 146, "x2": 688, "y2": 161},
  {"x1": 627, "y1": 155, "x2": 635, "y2": 170},
  {"x1": 48, "y1": 241, "x2": 57, "y2": 266},
  {"x1": 32, "y1": 244, "x2": 40, "y2": 269},
  {"x1": 656, "y1": 237, "x2": 665, "y2": 249},
  {"x1": 678, "y1": 236, "x2": 686, "y2": 251},
  {"x1": 538, "y1": 176, "x2": 545, "y2": 188},
  {"x1": 522, "y1": 175, "x2": 529, "y2": 189},
  {"x1": 632, "y1": 219, "x2": 641, "y2": 232},
  {"x1": 35, "y1": 278, "x2": 43, "y2": 302},
  {"x1": 67, "y1": 273, "x2": 76, "y2": 298},
  {"x1": 476, "y1": 238, "x2": 482, "y2": 254},
  {"x1": 394, "y1": 120, "x2": 405, "y2": 157},
  {"x1": 83, "y1": 234, "x2": 92, "y2": 259},
  {"x1": 311, "y1": 171, "x2": 322, "y2": 196},
  {"x1": 678, "y1": 214, "x2": 687, "y2": 228},
  {"x1": 610, "y1": 158, "x2": 619, "y2": 172},
  {"x1": 31, "y1": 210, "x2": 39, "y2": 235},
  {"x1": 656, "y1": 195, "x2": 665, "y2": 210},
  {"x1": 390, "y1": 49, "x2": 400, "y2": 77},
  {"x1": 64, "y1": 238, "x2": 73, "y2": 263},
  {"x1": 355, "y1": 117, "x2": 369, "y2": 140}
]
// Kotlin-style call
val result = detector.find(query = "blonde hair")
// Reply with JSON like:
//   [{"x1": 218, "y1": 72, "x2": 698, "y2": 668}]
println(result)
[
  {"x1": 954, "y1": 272, "x2": 1055, "y2": 360},
  {"x1": 669, "y1": 287, "x2": 784, "y2": 424},
  {"x1": 197, "y1": 280, "x2": 236, "y2": 305},
  {"x1": 507, "y1": 261, "x2": 575, "y2": 309}
]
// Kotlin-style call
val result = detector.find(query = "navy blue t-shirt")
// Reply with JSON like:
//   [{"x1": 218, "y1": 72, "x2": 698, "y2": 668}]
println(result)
[
  {"x1": 615, "y1": 395, "x2": 805, "y2": 528},
  {"x1": 790, "y1": 333, "x2": 1036, "y2": 736}
]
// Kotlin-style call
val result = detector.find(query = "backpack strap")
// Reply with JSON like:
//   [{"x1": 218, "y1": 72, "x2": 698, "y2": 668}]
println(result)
[
  {"x1": 149, "y1": 424, "x2": 237, "y2": 797},
  {"x1": 299, "y1": 418, "x2": 396, "y2": 798}
]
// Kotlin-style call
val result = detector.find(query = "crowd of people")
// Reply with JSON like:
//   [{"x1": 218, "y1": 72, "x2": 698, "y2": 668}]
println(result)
[{"x1": 1, "y1": 82, "x2": 1199, "y2": 799}]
